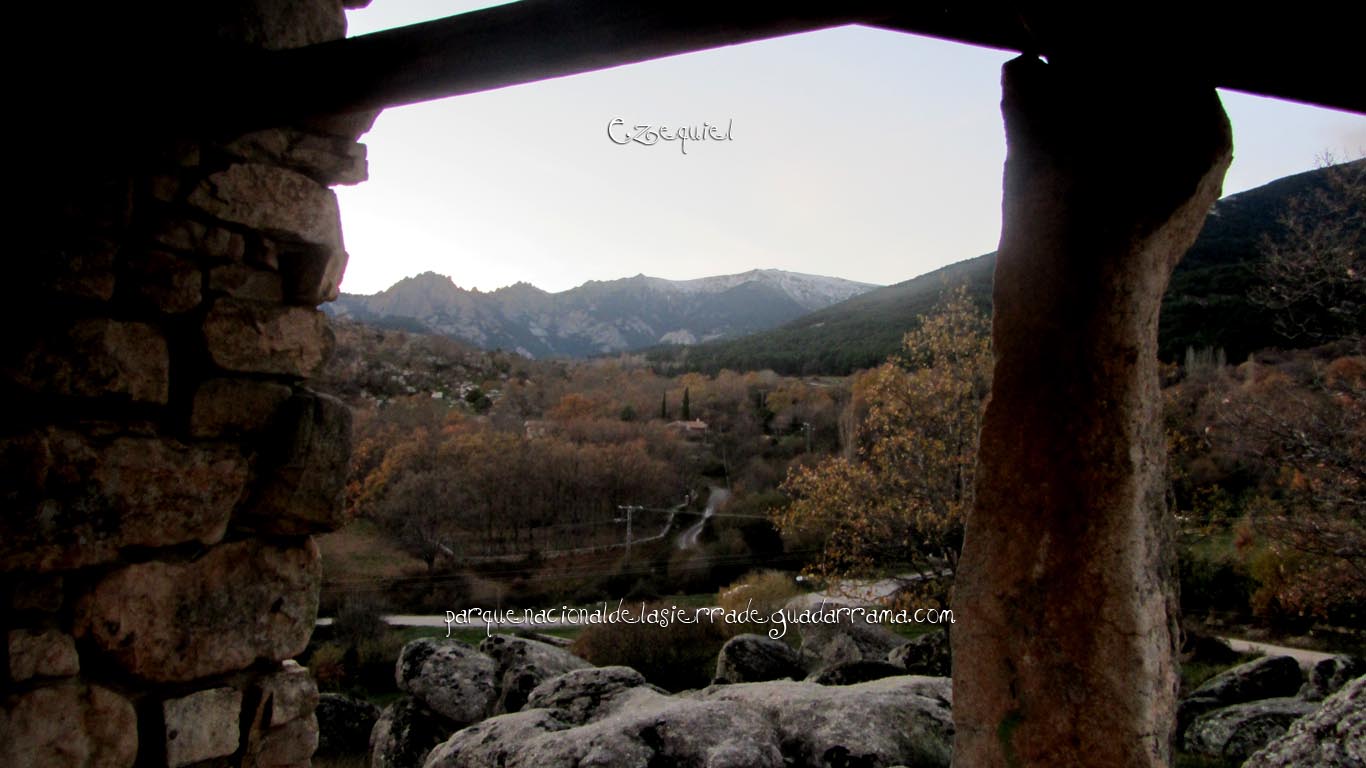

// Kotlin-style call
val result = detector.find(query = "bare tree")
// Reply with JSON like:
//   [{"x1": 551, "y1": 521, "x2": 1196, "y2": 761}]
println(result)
[{"x1": 1252, "y1": 156, "x2": 1364, "y2": 347}]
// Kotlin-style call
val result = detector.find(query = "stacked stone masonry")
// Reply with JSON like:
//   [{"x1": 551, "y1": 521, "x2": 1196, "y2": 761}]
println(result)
[{"x1": 2, "y1": 2, "x2": 373, "y2": 766}]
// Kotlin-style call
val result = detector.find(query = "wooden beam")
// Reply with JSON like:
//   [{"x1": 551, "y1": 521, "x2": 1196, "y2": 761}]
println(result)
[{"x1": 220, "y1": 0, "x2": 912, "y2": 132}]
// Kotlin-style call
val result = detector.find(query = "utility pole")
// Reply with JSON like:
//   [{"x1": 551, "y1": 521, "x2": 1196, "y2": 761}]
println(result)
[{"x1": 616, "y1": 505, "x2": 640, "y2": 555}]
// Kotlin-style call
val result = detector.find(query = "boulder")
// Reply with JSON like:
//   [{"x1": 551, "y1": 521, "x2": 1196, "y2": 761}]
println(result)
[
  {"x1": 888, "y1": 630, "x2": 951, "y2": 676},
  {"x1": 1245, "y1": 674, "x2": 1365, "y2": 768},
  {"x1": 1178, "y1": 655, "x2": 1306, "y2": 739},
  {"x1": 523, "y1": 666, "x2": 657, "y2": 726},
  {"x1": 1179, "y1": 654, "x2": 1306, "y2": 738},
  {"x1": 783, "y1": 594, "x2": 908, "y2": 669},
  {"x1": 478, "y1": 634, "x2": 592, "y2": 714},
  {"x1": 1183, "y1": 698, "x2": 1319, "y2": 762},
  {"x1": 370, "y1": 696, "x2": 456, "y2": 768},
  {"x1": 424, "y1": 675, "x2": 953, "y2": 768},
  {"x1": 1188, "y1": 655, "x2": 1304, "y2": 704},
  {"x1": 316, "y1": 693, "x2": 380, "y2": 757},
  {"x1": 808, "y1": 659, "x2": 907, "y2": 686},
  {"x1": 426, "y1": 686, "x2": 781, "y2": 768},
  {"x1": 698, "y1": 677, "x2": 953, "y2": 767},
  {"x1": 1301, "y1": 655, "x2": 1366, "y2": 702},
  {"x1": 395, "y1": 638, "x2": 497, "y2": 726},
  {"x1": 713, "y1": 633, "x2": 805, "y2": 685}
]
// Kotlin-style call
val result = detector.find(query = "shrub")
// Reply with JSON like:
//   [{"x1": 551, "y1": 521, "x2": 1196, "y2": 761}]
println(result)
[{"x1": 717, "y1": 570, "x2": 803, "y2": 637}]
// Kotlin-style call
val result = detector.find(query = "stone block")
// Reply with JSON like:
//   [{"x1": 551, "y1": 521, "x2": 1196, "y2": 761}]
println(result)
[
  {"x1": 123, "y1": 250, "x2": 201, "y2": 313},
  {"x1": 163, "y1": 687, "x2": 243, "y2": 768},
  {"x1": 8, "y1": 628, "x2": 79, "y2": 681},
  {"x1": 189, "y1": 378, "x2": 293, "y2": 438},
  {"x1": 0, "y1": 683, "x2": 137, "y2": 768},
  {"x1": 0, "y1": 429, "x2": 246, "y2": 573},
  {"x1": 7, "y1": 318, "x2": 169, "y2": 404},
  {"x1": 189, "y1": 164, "x2": 341, "y2": 251},
  {"x1": 256, "y1": 660, "x2": 319, "y2": 727},
  {"x1": 9, "y1": 574, "x2": 64, "y2": 613},
  {"x1": 246, "y1": 713, "x2": 319, "y2": 768},
  {"x1": 244, "y1": 390, "x2": 352, "y2": 533},
  {"x1": 280, "y1": 242, "x2": 348, "y2": 305},
  {"x1": 75, "y1": 538, "x2": 320, "y2": 682},
  {"x1": 203, "y1": 299, "x2": 334, "y2": 377},
  {"x1": 208, "y1": 263, "x2": 285, "y2": 302}
]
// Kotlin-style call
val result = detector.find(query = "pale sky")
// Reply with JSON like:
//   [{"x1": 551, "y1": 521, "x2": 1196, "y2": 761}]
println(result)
[{"x1": 335, "y1": 2, "x2": 1366, "y2": 296}]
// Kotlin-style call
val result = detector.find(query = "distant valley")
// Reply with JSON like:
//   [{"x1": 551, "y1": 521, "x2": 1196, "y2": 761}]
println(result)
[{"x1": 326, "y1": 269, "x2": 877, "y2": 359}]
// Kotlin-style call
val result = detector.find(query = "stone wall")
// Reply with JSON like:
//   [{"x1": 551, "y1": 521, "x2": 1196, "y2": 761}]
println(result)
[{"x1": 2, "y1": 2, "x2": 372, "y2": 765}]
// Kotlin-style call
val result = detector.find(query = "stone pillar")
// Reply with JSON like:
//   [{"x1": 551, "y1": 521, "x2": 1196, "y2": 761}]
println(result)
[
  {"x1": 952, "y1": 56, "x2": 1232, "y2": 766},
  {"x1": 2, "y1": 3, "x2": 373, "y2": 766}
]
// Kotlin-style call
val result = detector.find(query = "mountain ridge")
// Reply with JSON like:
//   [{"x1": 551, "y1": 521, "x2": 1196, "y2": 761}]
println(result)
[{"x1": 326, "y1": 268, "x2": 878, "y2": 359}]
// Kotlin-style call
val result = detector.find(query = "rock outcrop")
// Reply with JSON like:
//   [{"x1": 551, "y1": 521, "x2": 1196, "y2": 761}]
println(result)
[
  {"x1": 1244, "y1": 674, "x2": 1365, "y2": 768},
  {"x1": 1183, "y1": 698, "x2": 1319, "y2": 762},
  {"x1": 423, "y1": 674, "x2": 953, "y2": 768}
]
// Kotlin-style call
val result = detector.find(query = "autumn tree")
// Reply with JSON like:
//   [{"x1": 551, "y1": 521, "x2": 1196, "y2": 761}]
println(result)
[{"x1": 775, "y1": 288, "x2": 991, "y2": 594}]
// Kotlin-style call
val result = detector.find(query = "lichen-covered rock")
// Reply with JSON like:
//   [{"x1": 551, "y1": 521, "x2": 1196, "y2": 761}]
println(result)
[
  {"x1": 888, "y1": 629, "x2": 951, "y2": 676},
  {"x1": 783, "y1": 594, "x2": 909, "y2": 669},
  {"x1": 1183, "y1": 697, "x2": 1319, "y2": 762},
  {"x1": 0, "y1": 429, "x2": 246, "y2": 573},
  {"x1": 427, "y1": 687, "x2": 781, "y2": 768},
  {"x1": 523, "y1": 666, "x2": 656, "y2": 726},
  {"x1": 1, "y1": 682, "x2": 137, "y2": 768},
  {"x1": 478, "y1": 634, "x2": 592, "y2": 714},
  {"x1": 7, "y1": 628, "x2": 79, "y2": 681},
  {"x1": 203, "y1": 299, "x2": 335, "y2": 377},
  {"x1": 316, "y1": 693, "x2": 379, "y2": 757},
  {"x1": 1245, "y1": 674, "x2": 1365, "y2": 768},
  {"x1": 396, "y1": 638, "x2": 497, "y2": 726},
  {"x1": 75, "y1": 538, "x2": 320, "y2": 682},
  {"x1": 241, "y1": 390, "x2": 352, "y2": 533},
  {"x1": 427, "y1": 675, "x2": 953, "y2": 768},
  {"x1": 163, "y1": 687, "x2": 243, "y2": 768},
  {"x1": 698, "y1": 677, "x2": 953, "y2": 768},
  {"x1": 1301, "y1": 655, "x2": 1366, "y2": 702},
  {"x1": 808, "y1": 659, "x2": 907, "y2": 686},
  {"x1": 7, "y1": 318, "x2": 168, "y2": 403},
  {"x1": 190, "y1": 378, "x2": 294, "y2": 438},
  {"x1": 370, "y1": 696, "x2": 456, "y2": 768},
  {"x1": 713, "y1": 633, "x2": 805, "y2": 685}
]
